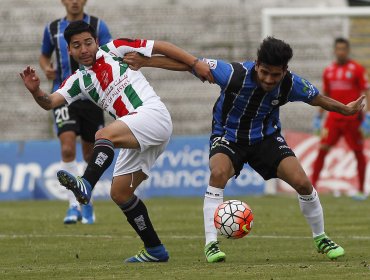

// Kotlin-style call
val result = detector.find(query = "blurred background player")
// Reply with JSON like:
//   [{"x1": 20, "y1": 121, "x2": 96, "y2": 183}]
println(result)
[
  {"x1": 39, "y1": 0, "x2": 112, "y2": 224},
  {"x1": 311, "y1": 37, "x2": 370, "y2": 200}
]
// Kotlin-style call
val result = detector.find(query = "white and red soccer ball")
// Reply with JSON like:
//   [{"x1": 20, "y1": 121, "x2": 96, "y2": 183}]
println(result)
[{"x1": 214, "y1": 200, "x2": 254, "y2": 239}]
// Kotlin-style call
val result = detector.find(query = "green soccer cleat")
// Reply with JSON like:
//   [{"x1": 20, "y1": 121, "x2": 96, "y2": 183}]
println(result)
[
  {"x1": 314, "y1": 233, "x2": 345, "y2": 260},
  {"x1": 204, "y1": 241, "x2": 226, "y2": 263}
]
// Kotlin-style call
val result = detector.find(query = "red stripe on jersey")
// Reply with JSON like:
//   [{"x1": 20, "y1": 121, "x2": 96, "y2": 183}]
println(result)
[
  {"x1": 91, "y1": 56, "x2": 113, "y2": 91},
  {"x1": 113, "y1": 96, "x2": 129, "y2": 117},
  {"x1": 113, "y1": 38, "x2": 147, "y2": 48},
  {"x1": 59, "y1": 73, "x2": 74, "y2": 89}
]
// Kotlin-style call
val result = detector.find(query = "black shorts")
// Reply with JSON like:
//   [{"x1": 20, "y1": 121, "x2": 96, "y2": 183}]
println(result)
[
  {"x1": 209, "y1": 132, "x2": 296, "y2": 180},
  {"x1": 53, "y1": 100, "x2": 104, "y2": 143}
]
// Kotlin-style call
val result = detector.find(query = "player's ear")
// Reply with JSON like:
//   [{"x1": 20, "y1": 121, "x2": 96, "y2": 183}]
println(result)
[
  {"x1": 67, "y1": 45, "x2": 71, "y2": 55},
  {"x1": 283, "y1": 65, "x2": 288, "y2": 75}
]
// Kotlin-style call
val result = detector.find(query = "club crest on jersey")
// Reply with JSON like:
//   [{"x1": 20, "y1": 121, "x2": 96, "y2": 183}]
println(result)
[
  {"x1": 271, "y1": 100, "x2": 279, "y2": 106},
  {"x1": 101, "y1": 70, "x2": 110, "y2": 88},
  {"x1": 345, "y1": 71, "x2": 352, "y2": 79},
  {"x1": 204, "y1": 59, "x2": 217, "y2": 69},
  {"x1": 276, "y1": 137, "x2": 284, "y2": 143}
]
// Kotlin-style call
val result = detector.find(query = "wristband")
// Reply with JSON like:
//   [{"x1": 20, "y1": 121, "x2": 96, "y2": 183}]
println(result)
[{"x1": 190, "y1": 58, "x2": 200, "y2": 68}]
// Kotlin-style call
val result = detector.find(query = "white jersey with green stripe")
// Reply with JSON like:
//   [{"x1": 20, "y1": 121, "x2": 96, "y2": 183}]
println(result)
[{"x1": 57, "y1": 38, "x2": 161, "y2": 119}]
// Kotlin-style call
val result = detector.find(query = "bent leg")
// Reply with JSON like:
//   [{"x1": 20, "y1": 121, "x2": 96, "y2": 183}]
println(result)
[
  {"x1": 205, "y1": 153, "x2": 235, "y2": 242},
  {"x1": 277, "y1": 156, "x2": 324, "y2": 237},
  {"x1": 203, "y1": 153, "x2": 235, "y2": 262},
  {"x1": 112, "y1": 172, "x2": 169, "y2": 262},
  {"x1": 82, "y1": 120, "x2": 138, "y2": 187}
]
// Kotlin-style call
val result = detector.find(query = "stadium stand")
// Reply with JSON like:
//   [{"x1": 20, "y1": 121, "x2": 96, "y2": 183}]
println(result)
[{"x1": 0, "y1": 0, "x2": 349, "y2": 140}]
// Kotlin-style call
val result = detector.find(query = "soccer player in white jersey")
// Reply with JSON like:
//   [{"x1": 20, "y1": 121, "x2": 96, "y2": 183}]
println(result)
[{"x1": 20, "y1": 20, "x2": 213, "y2": 263}]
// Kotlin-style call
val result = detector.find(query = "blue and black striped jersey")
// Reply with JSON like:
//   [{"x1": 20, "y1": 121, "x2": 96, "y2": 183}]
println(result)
[
  {"x1": 41, "y1": 14, "x2": 112, "y2": 92},
  {"x1": 203, "y1": 59, "x2": 319, "y2": 145}
]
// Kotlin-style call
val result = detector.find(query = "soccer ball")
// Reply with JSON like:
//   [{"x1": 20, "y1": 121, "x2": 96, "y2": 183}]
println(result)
[{"x1": 214, "y1": 200, "x2": 254, "y2": 239}]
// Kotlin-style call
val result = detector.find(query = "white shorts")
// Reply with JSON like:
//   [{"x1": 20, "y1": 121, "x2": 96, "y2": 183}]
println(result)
[{"x1": 113, "y1": 103, "x2": 172, "y2": 177}]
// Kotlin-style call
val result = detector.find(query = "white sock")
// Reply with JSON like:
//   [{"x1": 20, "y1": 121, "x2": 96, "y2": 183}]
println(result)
[
  {"x1": 60, "y1": 160, "x2": 80, "y2": 208},
  {"x1": 204, "y1": 186, "x2": 224, "y2": 245},
  {"x1": 298, "y1": 188, "x2": 324, "y2": 238}
]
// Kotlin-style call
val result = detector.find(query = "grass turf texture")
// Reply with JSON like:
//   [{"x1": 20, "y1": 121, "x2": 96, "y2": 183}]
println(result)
[{"x1": 1, "y1": 195, "x2": 369, "y2": 279}]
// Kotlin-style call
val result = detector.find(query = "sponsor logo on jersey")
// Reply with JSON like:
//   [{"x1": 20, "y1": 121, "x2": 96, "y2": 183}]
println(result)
[
  {"x1": 278, "y1": 145, "x2": 289, "y2": 149},
  {"x1": 301, "y1": 78, "x2": 316, "y2": 99},
  {"x1": 271, "y1": 100, "x2": 279, "y2": 106},
  {"x1": 276, "y1": 137, "x2": 284, "y2": 143}
]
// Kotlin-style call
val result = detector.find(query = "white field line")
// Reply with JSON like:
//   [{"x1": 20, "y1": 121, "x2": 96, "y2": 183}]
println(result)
[{"x1": 1, "y1": 234, "x2": 370, "y2": 240}]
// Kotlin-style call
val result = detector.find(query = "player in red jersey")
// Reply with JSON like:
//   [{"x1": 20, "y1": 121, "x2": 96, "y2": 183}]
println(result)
[{"x1": 312, "y1": 37, "x2": 370, "y2": 199}]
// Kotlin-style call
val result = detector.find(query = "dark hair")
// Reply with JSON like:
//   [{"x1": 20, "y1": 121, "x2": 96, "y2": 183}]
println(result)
[
  {"x1": 257, "y1": 36, "x2": 293, "y2": 68},
  {"x1": 64, "y1": 20, "x2": 97, "y2": 45},
  {"x1": 334, "y1": 37, "x2": 350, "y2": 48}
]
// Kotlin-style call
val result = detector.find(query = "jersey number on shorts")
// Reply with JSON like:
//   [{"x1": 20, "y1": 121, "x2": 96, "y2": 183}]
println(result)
[{"x1": 55, "y1": 106, "x2": 70, "y2": 123}]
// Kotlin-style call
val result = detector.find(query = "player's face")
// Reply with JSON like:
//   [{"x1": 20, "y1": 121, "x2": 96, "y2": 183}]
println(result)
[
  {"x1": 62, "y1": 0, "x2": 86, "y2": 16},
  {"x1": 255, "y1": 63, "x2": 287, "y2": 92},
  {"x1": 68, "y1": 32, "x2": 98, "y2": 66},
  {"x1": 334, "y1": 42, "x2": 350, "y2": 64}
]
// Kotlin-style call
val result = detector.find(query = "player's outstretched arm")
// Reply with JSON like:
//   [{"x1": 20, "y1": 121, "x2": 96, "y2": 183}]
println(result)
[
  {"x1": 152, "y1": 41, "x2": 214, "y2": 83},
  {"x1": 123, "y1": 53, "x2": 191, "y2": 72},
  {"x1": 309, "y1": 94, "x2": 365, "y2": 116},
  {"x1": 20, "y1": 66, "x2": 66, "y2": 110}
]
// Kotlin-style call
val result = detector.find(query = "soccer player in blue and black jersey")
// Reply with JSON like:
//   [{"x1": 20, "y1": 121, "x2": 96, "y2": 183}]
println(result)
[
  {"x1": 40, "y1": 0, "x2": 111, "y2": 224},
  {"x1": 123, "y1": 36, "x2": 365, "y2": 262}
]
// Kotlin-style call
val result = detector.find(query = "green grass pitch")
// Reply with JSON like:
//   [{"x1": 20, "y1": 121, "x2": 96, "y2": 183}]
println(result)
[{"x1": 1, "y1": 195, "x2": 369, "y2": 279}]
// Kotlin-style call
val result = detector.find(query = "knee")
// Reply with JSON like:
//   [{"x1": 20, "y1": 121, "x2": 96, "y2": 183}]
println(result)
[
  {"x1": 110, "y1": 185, "x2": 132, "y2": 205},
  {"x1": 210, "y1": 166, "x2": 230, "y2": 187},
  {"x1": 291, "y1": 176, "x2": 312, "y2": 195},
  {"x1": 60, "y1": 144, "x2": 75, "y2": 161},
  {"x1": 95, "y1": 127, "x2": 112, "y2": 141},
  {"x1": 83, "y1": 153, "x2": 92, "y2": 163}
]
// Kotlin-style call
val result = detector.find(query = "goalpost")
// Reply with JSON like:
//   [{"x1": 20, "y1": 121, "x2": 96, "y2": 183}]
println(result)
[
  {"x1": 262, "y1": 7, "x2": 370, "y2": 39},
  {"x1": 261, "y1": 7, "x2": 370, "y2": 195},
  {"x1": 261, "y1": 6, "x2": 370, "y2": 86}
]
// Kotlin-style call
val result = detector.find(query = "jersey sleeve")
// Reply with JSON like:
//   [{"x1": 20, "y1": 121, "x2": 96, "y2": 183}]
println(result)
[
  {"x1": 199, "y1": 58, "x2": 233, "y2": 90},
  {"x1": 97, "y1": 20, "x2": 112, "y2": 46},
  {"x1": 55, "y1": 73, "x2": 83, "y2": 104},
  {"x1": 288, "y1": 73, "x2": 320, "y2": 103},
  {"x1": 40, "y1": 24, "x2": 54, "y2": 56},
  {"x1": 107, "y1": 38, "x2": 154, "y2": 58}
]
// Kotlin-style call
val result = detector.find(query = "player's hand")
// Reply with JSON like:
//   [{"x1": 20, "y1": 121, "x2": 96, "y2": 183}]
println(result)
[
  {"x1": 193, "y1": 60, "x2": 215, "y2": 84},
  {"x1": 123, "y1": 52, "x2": 148, "y2": 70},
  {"x1": 361, "y1": 112, "x2": 370, "y2": 137},
  {"x1": 312, "y1": 114, "x2": 322, "y2": 135},
  {"x1": 44, "y1": 62, "x2": 56, "y2": 80},
  {"x1": 20, "y1": 66, "x2": 41, "y2": 94},
  {"x1": 342, "y1": 95, "x2": 365, "y2": 115}
]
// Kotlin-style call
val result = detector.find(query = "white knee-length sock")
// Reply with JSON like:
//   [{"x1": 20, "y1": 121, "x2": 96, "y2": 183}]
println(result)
[
  {"x1": 60, "y1": 160, "x2": 79, "y2": 207},
  {"x1": 204, "y1": 186, "x2": 224, "y2": 245},
  {"x1": 298, "y1": 188, "x2": 324, "y2": 238}
]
